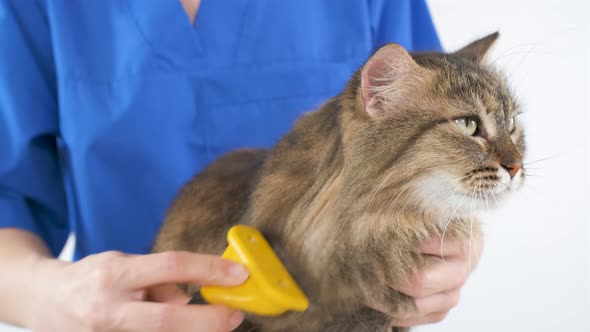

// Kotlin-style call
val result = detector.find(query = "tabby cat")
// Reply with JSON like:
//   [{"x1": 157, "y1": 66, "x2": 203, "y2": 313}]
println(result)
[{"x1": 153, "y1": 32, "x2": 526, "y2": 332}]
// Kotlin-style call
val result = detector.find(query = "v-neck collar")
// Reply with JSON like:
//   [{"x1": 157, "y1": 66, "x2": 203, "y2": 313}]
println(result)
[
  {"x1": 127, "y1": 0, "x2": 250, "y2": 66},
  {"x1": 191, "y1": 0, "x2": 250, "y2": 60}
]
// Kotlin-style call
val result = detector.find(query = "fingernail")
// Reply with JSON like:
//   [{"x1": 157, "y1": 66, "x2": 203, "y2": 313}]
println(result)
[
  {"x1": 229, "y1": 311, "x2": 244, "y2": 330},
  {"x1": 228, "y1": 263, "x2": 249, "y2": 282}
]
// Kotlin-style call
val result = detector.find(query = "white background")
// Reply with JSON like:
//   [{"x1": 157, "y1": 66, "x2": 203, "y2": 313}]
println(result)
[
  {"x1": 2, "y1": 0, "x2": 589, "y2": 331},
  {"x1": 417, "y1": 0, "x2": 590, "y2": 331}
]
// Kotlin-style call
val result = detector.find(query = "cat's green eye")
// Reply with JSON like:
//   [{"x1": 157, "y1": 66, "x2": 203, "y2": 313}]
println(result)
[
  {"x1": 508, "y1": 117, "x2": 516, "y2": 133},
  {"x1": 455, "y1": 117, "x2": 478, "y2": 136}
]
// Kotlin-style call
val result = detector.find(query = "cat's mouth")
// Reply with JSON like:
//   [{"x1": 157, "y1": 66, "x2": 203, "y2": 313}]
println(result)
[
  {"x1": 462, "y1": 165, "x2": 524, "y2": 192},
  {"x1": 413, "y1": 167, "x2": 524, "y2": 214},
  {"x1": 456, "y1": 165, "x2": 525, "y2": 210}
]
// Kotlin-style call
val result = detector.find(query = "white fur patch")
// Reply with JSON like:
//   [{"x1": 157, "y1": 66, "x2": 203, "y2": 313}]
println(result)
[{"x1": 412, "y1": 168, "x2": 523, "y2": 226}]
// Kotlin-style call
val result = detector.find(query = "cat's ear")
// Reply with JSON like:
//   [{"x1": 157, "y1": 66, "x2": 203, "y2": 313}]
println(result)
[
  {"x1": 361, "y1": 44, "x2": 421, "y2": 117},
  {"x1": 454, "y1": 32, "x2": 500, "y2": 64}
]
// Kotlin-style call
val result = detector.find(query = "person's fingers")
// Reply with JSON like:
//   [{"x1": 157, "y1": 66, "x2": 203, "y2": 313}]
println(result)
[
  {"x1": 393, "y1": 259, "x2": 469, "y2": 298},
  {"x1": 419, "y1": 236, "x2": 484, "y2": 267},
  {"x1": 419, "y1": 236, "x2": 464, "y2": 257},
  {"x1": 120, "y1": 251, "x2": 249, "y2": 289},
  {"x1": 414, "y1": 288, "x2": 461, "y2": 315},
  {"x1": 147, "y1": 284, "x2": 191, "y2": 304},
  {"x1": 391, "y1": 310, "x2": 450, "y2": 327},
  {"x1": 116, "y1": 302, "x2": 244, "y2": 332}
]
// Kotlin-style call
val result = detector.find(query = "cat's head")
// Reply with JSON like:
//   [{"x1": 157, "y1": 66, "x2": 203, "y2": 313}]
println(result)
[{"x1": 347, "y1": 32, "x2": 525, "y2": 217}]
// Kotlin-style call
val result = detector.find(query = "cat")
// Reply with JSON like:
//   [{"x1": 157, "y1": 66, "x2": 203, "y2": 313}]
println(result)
[{"x1": 152, "y1": 32, "x2": 526, "y2": 332}]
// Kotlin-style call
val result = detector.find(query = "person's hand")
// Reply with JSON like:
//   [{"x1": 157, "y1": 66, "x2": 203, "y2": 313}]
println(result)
[
  {"x1": 391, "y1": 235, "x2": 484, "y2": 327},
  {"x1": 26, "y1": 251, "x2": 249, "y2": 332}
]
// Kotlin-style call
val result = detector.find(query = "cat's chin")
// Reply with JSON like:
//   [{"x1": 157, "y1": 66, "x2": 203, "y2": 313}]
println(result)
[
  {"x1": 412, "y1": 172, "x2": 518, "y2": 217},
  {"x1": 442, "y1": 186, "x2": 517, "y2": 216},
  {"x1": 453, "y1": 169, "x2": 525, "y2": 213},
  {"x1": 456, "y1": 190, "x2": 509, "y2": 212}
]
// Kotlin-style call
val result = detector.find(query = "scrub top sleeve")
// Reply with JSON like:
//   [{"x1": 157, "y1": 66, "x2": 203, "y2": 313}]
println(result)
[
  {"x1": 368, "y1": 0, "x2": 442, "y2": 52},
  {"x1": 0, "y1": 0, "x2": 69, "y2": 257}
]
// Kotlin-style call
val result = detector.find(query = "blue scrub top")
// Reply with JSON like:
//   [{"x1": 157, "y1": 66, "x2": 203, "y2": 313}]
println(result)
[{"x1": 0, "y1": 0, "x2": 441, "y2": 259}]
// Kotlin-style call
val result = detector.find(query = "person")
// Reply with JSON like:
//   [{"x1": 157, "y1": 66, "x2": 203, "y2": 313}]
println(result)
[{"x1": 0, "y1": 0, "x2": 484, "y2": 331}]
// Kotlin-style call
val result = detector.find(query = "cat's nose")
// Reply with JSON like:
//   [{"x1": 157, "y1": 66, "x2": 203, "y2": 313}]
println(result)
[{"x1": 501, "y1": 160, "x2": 522, "y2": 179}]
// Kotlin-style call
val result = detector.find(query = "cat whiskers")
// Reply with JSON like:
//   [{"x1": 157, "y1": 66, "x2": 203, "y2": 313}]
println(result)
[
  {"x1": 521, "y1": 172, "x2": 541, "y2": 178},
  {"x1": 488, "y1": 184, "x2": 500, "y2": 206},
  {"x1": 471, "y1": 180, "x2": 487, "y2": 271},
  {"x1": 439, "y1": 177, "x2": 469, "y2": 261},
  {"x1": 522, "y1": 154, "x2": 558, "y2": 167},
  {"x1": 483, "y1": 181, "x2": 491, "y2": 211},
  {"x1": 493, "y1": 177, "x2": 510, "y2": 191},
  {"x1": 519, "y1": 156, "x2": 548, "y2": 181},
  {"x1": 468, "y1": 187, "x2": 478, "y2": 273},
  {"x1": 437, "y1": 173, "x2": 476, "y2": 260}
]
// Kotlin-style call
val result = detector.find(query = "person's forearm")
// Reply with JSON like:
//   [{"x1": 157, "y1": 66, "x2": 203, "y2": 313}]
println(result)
[{"x1": 0, "y1": 229, "x2": 60, "y2": 326}]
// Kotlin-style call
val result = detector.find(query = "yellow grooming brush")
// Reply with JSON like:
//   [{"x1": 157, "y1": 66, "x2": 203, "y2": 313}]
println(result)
[{"x1": 189, "y1": 225, "x2": 309, "y2": 316}]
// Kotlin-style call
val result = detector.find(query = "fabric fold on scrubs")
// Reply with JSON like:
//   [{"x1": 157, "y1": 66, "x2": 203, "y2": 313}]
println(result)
[{"x1": 0, "y1": 0, "x2": 441, "y2": 259}]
